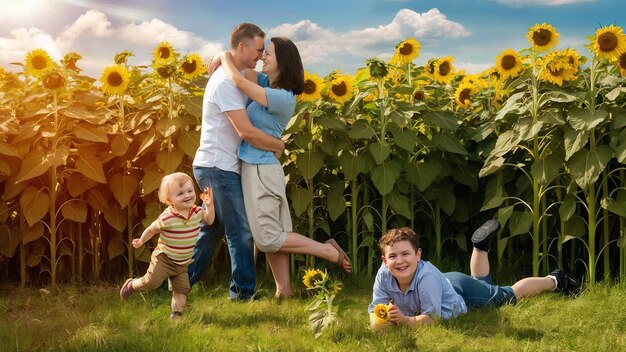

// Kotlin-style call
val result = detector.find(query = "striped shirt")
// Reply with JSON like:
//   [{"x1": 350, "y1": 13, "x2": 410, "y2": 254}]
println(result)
[{"x1": 153, "y1": 205, "x2": 203, "y2": 265}]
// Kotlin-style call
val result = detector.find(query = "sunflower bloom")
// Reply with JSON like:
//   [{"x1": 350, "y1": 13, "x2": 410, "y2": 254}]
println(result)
[
  {"x1": 527, "y1": 23, "x2": 560, "y2": 52},
  {"x1": 455, "y1": 82, "x2": 475, "y2": 109},
  {"x1": 615, "y1": 52, "x2": 626, "y2": 76},
  {"x1": 153, "y1": 42, "x2": 175, "y2": 63},
  {"x1": 538, "y1": 51, "x2": 576, "y2": 86},
  {"x1": 495, "y1": 49, "x2": 524, "y2": 81},
  {"x1": 302, "y1": 269, "x2": 326, "y2": 289},
  {"x1": 42, "y1": 70, "x2": 65, "y2": 90},
  {"x1": 329, "y1": 281, "x2": 342, "y2": 295},
  {"x1": 592, "y1": 25, "x2": 626, "y2": 60},
  {"x1": 25, "y1": 49, "x2": 55, "y2": 77},
  {"x1": 373, "y1": 304, "x2": 390, "y2": 324},
  {"x1": 99, "y1": 65, "x2": 130, "y2": 95},
  {"x1": 180, "y1": 54, "x2": 206, "y2": 80},
  {"x1": 299, "y1": 71, "x2": 324, "y2": 102},
  {"x1": 391, "y1": 37, "x2": 420, "y2": 65},
  {"x1": 327, "y1": 74, "x2": 353, "y2": 104},
  {"x1": 433, "y1": 56, "x2": 455, "y2": 84},
  {"x1": 62, "y1": 52, "x2": 82, "y2": 72}
]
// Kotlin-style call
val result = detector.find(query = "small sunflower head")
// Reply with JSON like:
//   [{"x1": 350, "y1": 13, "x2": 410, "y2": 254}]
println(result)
[
  {"x1": 391, "y1": 37, "x2": 420, "y2": 65},
  {"x1": 615, "y1": 51, "x2": 626, "y2": 77},
  {"x1": 495, "y1": 49, "x2": 524, "y2": 81},
  {"x1": 99, "y1": 64, "x2": 130, "y2": 95},
  {"x1": 366, "y1": 57, "x2": 389, "y2": 80},
  {"x1": 433, "y1": 56, "x2": 455, "y2": 84},
  {"x1": 62, "y1": 52, "x2": 82, "y2": 72},
  {"x1": 455, "y1": 82, "x2": 474, "y2": 109},
  {"x1": 592, "y1": 25, "x2": 626, "y2": 60},
  {"x1": 302, "y1": 269, "x2": 326, "y2": 289},
  {"x1": 25, "y1": 49, "x2": 55, "y2": 77},
  {"x1": 527, "y1": 23, "x2": 560, "y2": 52},
  {"x1": 298, "y1": 71, "x2": 324, "y2": 103},
  {"x1": 153, "y1": 42, "x2": 176, "y2": 63},
  {"x1": 326, "y1": 73, "x2": 353, "y2": 104},
  {"x1": 179, "y1": 53, "x2": 207, "y2": 80},
  {"x1": 373, "y1": 304, "x2": 390, "y2": 324},
  {"x1": 42, "y1": 70, "x2": 65, "y2": 90}
]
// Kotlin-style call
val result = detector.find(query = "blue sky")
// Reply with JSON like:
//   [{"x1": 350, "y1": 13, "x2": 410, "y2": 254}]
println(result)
[{"x1": 1, "y1": 0, "x2": 625, "y2": 77}]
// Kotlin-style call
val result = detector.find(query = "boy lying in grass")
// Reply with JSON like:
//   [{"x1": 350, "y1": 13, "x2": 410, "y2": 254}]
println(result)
[{"x1": 369, "y1": 223, "x2": 579, "y2": 328}]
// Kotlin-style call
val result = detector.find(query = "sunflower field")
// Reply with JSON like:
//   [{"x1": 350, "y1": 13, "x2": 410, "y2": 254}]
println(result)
[{"x1": 1, "y1": 24, "x2": 626, "y2": 289}]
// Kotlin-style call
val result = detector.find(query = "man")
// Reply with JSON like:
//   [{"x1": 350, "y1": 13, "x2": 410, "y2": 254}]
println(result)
[{"x1": 189, "y1": 23, "x2": 284, "y2": 301}]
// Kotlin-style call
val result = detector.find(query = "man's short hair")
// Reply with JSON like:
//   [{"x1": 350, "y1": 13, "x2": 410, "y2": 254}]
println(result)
[
  {"x1": 230, "y1": 23, "x2": 265, "y2": 49},
  {"x1": 378, "y1": 227, "x2": 420, "y2": 253}
]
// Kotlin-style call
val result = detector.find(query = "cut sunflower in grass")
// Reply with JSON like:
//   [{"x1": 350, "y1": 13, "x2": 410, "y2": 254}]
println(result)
[
  {"x1": 373, "y1": 304, "x2": 390, "y2": 324},
  {"x1": 326, "y1": 73, "x2": 353, "y2": 104},
  {"x1": 302, "y1": 269, "x2": 326, "y2": 289},
  {"x1": 433, "y1": 56, "x2": 455, "y2": 84},
  {"x1": 455, "y1": 82, "x2": 475, "y2": 109},
  {"x1": 495, "y1": 49, "x2": 524, "y2": 81},
  {"x1": 153, "y1": 41, "x2": 175, "y2": 63},
  {"x1": 25, "y1": 49, "x2": 55, "y2": 77},
  {"x1": 527, "y1": 23, "x2": 560, "y2": 52},
  {"x1": 179, "y1": 53, "x2": 206, "y2": 80},
  {"x1": 390, "y1": 37, "x2": 420, "y2": 65},
  {"x1": 615, "y1": 52, "x2": 626, "y2": 76},
  {"x1": 298, "y1": 71, "x2": 324, "y2": 102},
  {"x1": 592, "y1": 25, "x2": 626, "y2": 60},
  {"x1": 99, "y1": 64, "x2": 130, "y2": 95}
]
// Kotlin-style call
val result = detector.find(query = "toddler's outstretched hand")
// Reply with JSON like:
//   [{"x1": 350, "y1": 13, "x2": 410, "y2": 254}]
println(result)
[
  {"x1": 200, "y1": 187, "x2": 213, "y2": 208},
  {"x1": 131, "y1": 238, "x2": 143, "y2": 249}
]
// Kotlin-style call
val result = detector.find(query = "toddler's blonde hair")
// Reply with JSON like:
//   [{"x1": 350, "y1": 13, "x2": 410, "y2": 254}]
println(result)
[{"x1": 157, "y1": 172, "x2": 194, "y2": 205}]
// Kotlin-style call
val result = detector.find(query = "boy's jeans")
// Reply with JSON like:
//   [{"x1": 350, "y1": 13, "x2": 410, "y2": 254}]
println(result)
[{"x1": 188, "y1": 166, "x2": 256, "y2": 300}]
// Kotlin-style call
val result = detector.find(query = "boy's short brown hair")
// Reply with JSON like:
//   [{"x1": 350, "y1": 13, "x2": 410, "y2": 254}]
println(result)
[
  {"x1": 230, "y1": 22, "x2": 265, "y2": 49},
  {"x1": 378, "y1": 227, "x2": 420, "y2": 253}
]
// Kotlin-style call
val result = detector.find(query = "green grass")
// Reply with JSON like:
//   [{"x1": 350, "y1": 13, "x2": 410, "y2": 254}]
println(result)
[{"x1": 1, "y1": 274, "x2": 625, "y2": 351}]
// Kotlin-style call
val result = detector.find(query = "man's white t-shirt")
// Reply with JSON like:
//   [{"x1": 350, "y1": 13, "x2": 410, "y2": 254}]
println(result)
[{"x1": 193, "y1": 67, "x2": 247, "y2": 174}]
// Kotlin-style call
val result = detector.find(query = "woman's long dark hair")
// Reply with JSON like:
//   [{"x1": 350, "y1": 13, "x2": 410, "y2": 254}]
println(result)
[{"x1": 271, "y1": 37, "x2": 305, "y2": 95}]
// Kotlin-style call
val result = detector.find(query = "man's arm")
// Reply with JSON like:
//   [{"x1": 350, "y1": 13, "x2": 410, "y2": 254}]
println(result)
[{"x1": 225, "y1": 109, "x2": 284, "y2": 154}]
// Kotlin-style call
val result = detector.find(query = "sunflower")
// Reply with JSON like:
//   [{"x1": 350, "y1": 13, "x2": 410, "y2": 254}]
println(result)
[
  {"x1": 25, "y1": 49, "x2": 55, "y2": 77},
  {"x1": 455, "y1": 82, "x2": 475, "y2": 109},
  {"x1": 592, "y1": 25, "x2": 626, "y2": 60},
  {"x1": 538, "y1": 52, "x2": 576, "y2": 86},
  {"x1": 298, "y1": 71, "x2": 324, "y2": 102},
  {"x1": 153, "y1": 42, "x2": 175, "y2": 63},
  {"x1": 179, "y1": 53, "x2": 206, "y2": 80},
  {"x1": 616, "y1": 52, "x2": 626, "y2": 76},
  {"x1": 562, "y1": 48, "x2": 581, "y2": 73},
  {"x1": 99, "y1": 64, "x2": 130, "y2": 95},
  {"x1": 373, "y1": 304, "x2": 390, "y2": 324},
  {"x1": 42, "y1": 70, "x2": 65, "y2": 90},
  {"x1": 433, "y1": 56, "x2": 455, "y2": 84},
  {"x1": 527, "y1": 23, "x2": 560, "y2": 52},
  {"x1": 329, "y1": 281, "x2": 342, "y2": 295},
  {"x1": 327, "y1": 73, "x2": 353, "y2": 104},
  {"x1": 391, "y1": 37, "x2": 420, "y2": 65},
  {"x1": 62, "y1": 52, "x2": 82, "y2": 72},
  {"x1": 495, "y1": 49, "x2": 524, "y2": 81},
  {"x1": 302, "y1": 269, "x2": 326, "y2": 289}
]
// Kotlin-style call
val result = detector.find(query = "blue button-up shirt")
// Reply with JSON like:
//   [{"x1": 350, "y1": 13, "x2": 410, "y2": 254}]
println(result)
[{"x1": 368, "y1": 260, "x2": 467, "y2": 319}]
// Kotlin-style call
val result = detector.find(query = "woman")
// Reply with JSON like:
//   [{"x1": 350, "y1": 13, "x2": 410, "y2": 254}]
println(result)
[{"x1": 217, "y1": 37, "x2": 351, "y2": 298}]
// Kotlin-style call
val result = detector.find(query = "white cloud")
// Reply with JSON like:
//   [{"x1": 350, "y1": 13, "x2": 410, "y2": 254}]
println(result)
[
  {"x1": 57, "y1": 10, "x2": 113, "y2": 47},
  {"x1": 119, "y1": 18, "x2": 206, "y2": 49},
  {"x1": 496, "y1": 0, "x2": 595, "y2": 7},
  {"x1": 268, "y1": 8, "x2": 470, "y2": 73}
]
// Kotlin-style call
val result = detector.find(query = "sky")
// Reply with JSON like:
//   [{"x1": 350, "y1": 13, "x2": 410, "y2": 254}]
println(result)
[{"x1": 1, "y1": 0, "x2": 625, "y2": 78}]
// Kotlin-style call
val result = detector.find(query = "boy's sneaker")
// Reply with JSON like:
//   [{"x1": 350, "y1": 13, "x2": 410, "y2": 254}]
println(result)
[
  {"x1": 549, "y1": 269, "x2": 580, "y2": 296},
  {"x1": 120, "y1": 278, "x2": 135, "y2": 300},
  {"x1": 471, "y1": 219, "x2": 500, "y2": 252},
  {"x1": 170, "y1": 311, "x2": 183, "y2": 320}
]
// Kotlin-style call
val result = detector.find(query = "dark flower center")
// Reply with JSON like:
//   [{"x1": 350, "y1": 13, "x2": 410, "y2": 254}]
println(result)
[
  {"x1": 43, "y1": 72, "x2": 64, "y2": 89},
  {"x1": 459, "y1": 88, "x2": 471, "y2": 104},
  {"x1": 439, "y1": 61, "x2": 450, "y2": 76},
  {"x1": 182, "y1": 60, "x2": 197, "y2": 74},
  {"x1": 399, "y1": 43, "x2": 413, "y2": 55},
  {"x1": 159, "y1": 47, "x2": 171, "y2": 59},
  {"x1": 532, "y1": 29, "x2": 552, "y2": 46},
  {"x1": 32, "y1": 55, "x2": 47, "y2": 70},
  {"x1": 414, "y1": 91, "x2": 425, "y2": 101},
  {"x1": 598, "y1": 32, "x2": 618, "y2": 52},
  {"x1": 501, "y1": 55, "x2": 517, "y2": 70},
  {"x1": 332, "y1": 81, "x2": 347, "y2": 96},
  {"x1": 619, "y1": 52, "x2": 626, "y2": 69},
  {"x1": 304, "y1": 79, "x2": 317, "y2": 94},
  {"x1": 107, "y1": 72, "x2": 123, "y2": 86}
]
